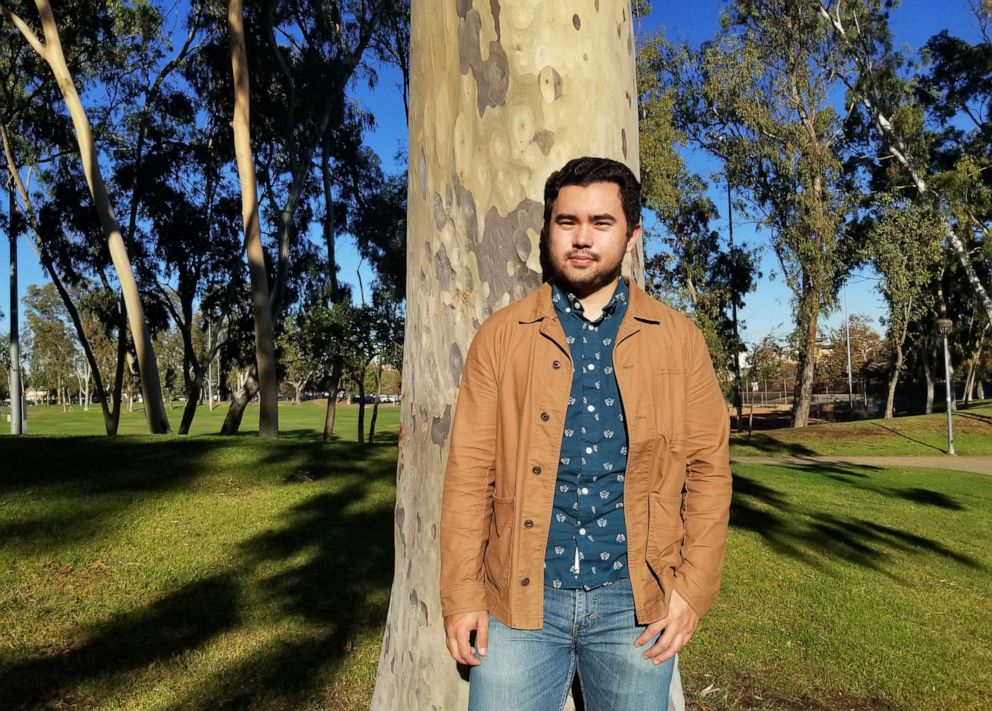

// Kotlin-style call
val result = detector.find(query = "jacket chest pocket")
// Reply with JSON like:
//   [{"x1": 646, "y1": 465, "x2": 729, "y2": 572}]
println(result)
[
  {"x1": 652, "y1": 368, "x2": 687, "y2": 447},
  {"x1": 484, "y1": 495, "x2": 515, "y2": 592}
]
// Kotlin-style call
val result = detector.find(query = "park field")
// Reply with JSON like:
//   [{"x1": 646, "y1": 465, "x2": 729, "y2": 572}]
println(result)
[
  {"x1": 1, "y1": 404, "x2": 990, "y2": 709},
  {"x1": 730, "y1": 401, "x2": 992, "y2": 456}
]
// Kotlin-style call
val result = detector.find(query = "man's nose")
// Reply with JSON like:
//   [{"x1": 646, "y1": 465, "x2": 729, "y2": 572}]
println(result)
[{"x1": 572, "y1": 222, "x2": 593, "y2": 247}]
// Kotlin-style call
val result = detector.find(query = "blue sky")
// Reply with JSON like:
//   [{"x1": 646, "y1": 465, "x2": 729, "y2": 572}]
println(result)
[{"x1": 2, "y1": 0, "x2": 984, "y2": 347}]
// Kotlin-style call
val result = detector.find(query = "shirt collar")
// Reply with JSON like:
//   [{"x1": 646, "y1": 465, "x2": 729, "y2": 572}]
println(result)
[{"x1": 551, "y1": 274, "x2": 628, "y2": 321}]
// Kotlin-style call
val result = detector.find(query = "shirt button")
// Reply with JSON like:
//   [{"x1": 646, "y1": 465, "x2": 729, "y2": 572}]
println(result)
[
  {"x1": 587, "y1": 363, "x2": 595, "y2": 371},
  {"x1": 552, "y1": 360, "x2": 561, "y2": 369},
  {"x1": 579, "y1": 528, "x2": 586, "y2": 535},
  {"x1": 532, "y1": 465, "x2": 542, "y2": 475},
  {"x1": 587, "y1": 405, "x2": 595, "y2": 412},
  {"x1": 524, "y1": 519, "x2": 534, "y2": 528},
  {"x1": 580, "y1": 487, "x2": 589, "y2": 495},
  {"x1": 585, "y1": 447, "x2": 592, "y2": 454},
  {"x1": 540, "y1": 412, "x2": 550, "y2": 422},
  {"x1": 521, "y1": 577, "x2": 531, "y2": 587}
]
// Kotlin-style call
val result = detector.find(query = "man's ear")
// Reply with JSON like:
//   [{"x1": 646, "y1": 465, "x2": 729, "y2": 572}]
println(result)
[{"x1": 625, "y1": 223, "x2": 642, "y2": 253}]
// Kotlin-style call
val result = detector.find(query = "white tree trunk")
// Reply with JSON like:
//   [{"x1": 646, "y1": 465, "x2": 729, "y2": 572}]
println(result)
[
  {"x1": 3, "y1": 0, "x2": 171, "y2": 433},
  {"x1": 228, "y1": 0, "x2": 279, "y2": 438},
  {"x1": 372, "y1": 3, "x2": 686, "y2": 710}
]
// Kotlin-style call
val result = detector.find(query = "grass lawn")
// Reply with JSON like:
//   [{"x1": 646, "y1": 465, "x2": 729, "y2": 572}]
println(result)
[
  {"x1": 1, "y1": 399, "x2": 400, "y2": 439},
  {"x1": 1, "y1": 404, "x2": 990, "y2": 709},
  {"x1": 730, "y1": 402, "x2": 992, "y2": 456}
]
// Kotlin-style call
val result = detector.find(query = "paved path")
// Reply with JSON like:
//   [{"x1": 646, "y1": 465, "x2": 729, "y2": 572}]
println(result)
[{"x1": 731, "y1": 455, "x2": 992, "y2": 476}]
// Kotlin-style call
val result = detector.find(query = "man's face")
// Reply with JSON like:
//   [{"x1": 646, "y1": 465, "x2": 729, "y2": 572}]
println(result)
[{"x1": 547, "y1": 181, "x2": 640, "y2": 295}]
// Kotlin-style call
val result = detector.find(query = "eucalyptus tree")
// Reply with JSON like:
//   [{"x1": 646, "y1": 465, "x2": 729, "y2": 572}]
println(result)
[
  {"x1": 814, "y1": 0, "x2": 992, "y2": 327},
  {"x1": 649, "y1": 0, "x2": 859, "y2": 427},
  {"x1": 372, "y1": 2, "x2": 654, "y2": 708},
  {"x1": 187, "y1": 0, "x2": 398, "y2": 434},
  {"x1": 1, "y1": 0, "x2": 173, "y2": 432},
  {"x1": 865, "y1": 199, "x2": 944, "y2": 418}
]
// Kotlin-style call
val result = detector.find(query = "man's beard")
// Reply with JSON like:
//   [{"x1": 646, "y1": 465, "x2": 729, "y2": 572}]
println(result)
[{"x1": 552, "y1": 249, "x2": 624, "y2": 297}]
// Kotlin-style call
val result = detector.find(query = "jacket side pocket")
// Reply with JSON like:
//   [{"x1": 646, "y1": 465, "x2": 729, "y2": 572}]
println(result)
[
  {"x1": 644, "y1": 492, "x2": 685, "y2": 581},
  {"x1": 485, "y1": 495, "x2": 515, "y2": 592}
]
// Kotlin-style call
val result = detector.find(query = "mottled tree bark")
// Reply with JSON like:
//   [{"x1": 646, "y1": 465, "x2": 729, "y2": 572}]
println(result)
[{"x1": 371, "y1": 3, "x2": 684, "y2": 710}]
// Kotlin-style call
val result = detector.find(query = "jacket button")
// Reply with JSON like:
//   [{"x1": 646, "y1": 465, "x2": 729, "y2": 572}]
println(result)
[
  {"x1": 531, "y1": 465, "x2": 542, "y2": 475},
  {"x1": 540, "y1": 412, "x2": 550, "y2": 422},
  {"x1": 521, "y1": 577, "x2": 530, "y2": 587},
  {"x1": 524, "y1": 519, "x2": 534, "y2": 528},
  {"x1": 552, "y1": 360, "x2": 561, "y2": 369}
]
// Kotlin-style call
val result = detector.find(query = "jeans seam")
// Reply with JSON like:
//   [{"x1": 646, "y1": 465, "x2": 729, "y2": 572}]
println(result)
[{"x1": 556, "y1": 653, "x2": 577, "y2": 711}]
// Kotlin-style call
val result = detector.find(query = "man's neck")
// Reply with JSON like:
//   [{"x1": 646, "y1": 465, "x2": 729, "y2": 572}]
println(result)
[{"x1": 559, "y1": 274, "x2": 622, "y2": 322}]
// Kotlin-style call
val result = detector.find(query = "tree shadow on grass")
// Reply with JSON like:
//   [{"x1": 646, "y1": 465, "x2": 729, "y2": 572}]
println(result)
[
  {"x1": 0, "y1": 574, "x2": 240, "y2": 710},
  {"x1": 162, "y1": 473, "x2": 396, "y2": 709},
  {"x1": 0, "y1": 433, "x2": 399, "y2": 709},
  {"x1": 956, "y1": 411, "x2": 992, "y2": 426},
  {"x1": 730, "y1": 433, "x2": 817, "y2": 456},
  {"x1": 730, "y1": 470, "x2": 984, "y2": 577},
  {"x1": 895, "y1": 487, "x2": 965, "y2": 510},
  {"x1": 868, "y1": 422, "x2": 946, "y2": 453}
]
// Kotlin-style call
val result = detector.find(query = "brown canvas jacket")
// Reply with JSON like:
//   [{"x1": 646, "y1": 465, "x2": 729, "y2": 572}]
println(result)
[{"x1": 439, "y1": 276, "x2": 732, "y2": 630}]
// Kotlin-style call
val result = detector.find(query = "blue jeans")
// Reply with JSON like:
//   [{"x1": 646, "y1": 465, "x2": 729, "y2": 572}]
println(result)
[{"x1": 468, "y1": 577, "x2": 675, "y2": 711}]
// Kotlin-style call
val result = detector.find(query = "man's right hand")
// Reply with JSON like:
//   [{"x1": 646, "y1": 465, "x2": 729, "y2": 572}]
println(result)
[{"x1": 443, "y1": 611, "x2": 489, "y2": 666}]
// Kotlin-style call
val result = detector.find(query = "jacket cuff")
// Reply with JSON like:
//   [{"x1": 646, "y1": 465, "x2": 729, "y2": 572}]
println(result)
[
  {"x1": 440, "y1": 582, "x2": 488, "y2": 618},
  {"x1": 671, "y1": 565, "x2": 719, "y2": 619}
]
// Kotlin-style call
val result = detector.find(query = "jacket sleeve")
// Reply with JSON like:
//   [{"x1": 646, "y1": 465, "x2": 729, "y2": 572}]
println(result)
[
  {"x1": 439, "y1": 319, "x2": 499, "y2": 618},
  {"x1": 672, "y1": 324, "x2": 733, "y2": 619}
]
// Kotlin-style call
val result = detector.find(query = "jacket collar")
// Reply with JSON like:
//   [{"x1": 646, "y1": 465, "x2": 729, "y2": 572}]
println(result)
[{"x1": 518, "y1": 275, "x2": 663, "y2": 325}]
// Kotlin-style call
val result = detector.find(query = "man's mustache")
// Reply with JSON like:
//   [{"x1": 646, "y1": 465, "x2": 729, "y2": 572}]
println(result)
[{"x1": 567, "y1": 252, "x2": 598, "y2": 260}]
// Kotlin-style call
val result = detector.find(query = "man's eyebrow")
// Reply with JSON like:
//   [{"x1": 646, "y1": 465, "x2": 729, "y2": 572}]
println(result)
[
  {"x1": 591, "y1": 213, "x2": 617, "y2": 222},
  {"x1": 554, "y1": 212, "x2": 578, "y2": 221}
]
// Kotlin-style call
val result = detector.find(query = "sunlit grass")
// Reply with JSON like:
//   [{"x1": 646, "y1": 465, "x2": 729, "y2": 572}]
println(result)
[
  {"x1": 1, "y1": 404, "x2": 990, "y2": 708},
  {"x1": 730, "y1": 402, "x2": 992, "y2": 456}
]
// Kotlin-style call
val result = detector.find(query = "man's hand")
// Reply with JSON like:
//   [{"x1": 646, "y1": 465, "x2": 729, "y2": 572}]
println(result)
[
  {"x1": 444, "y1": 611, "x2": 489, "y2": 666},
  {"x1": 634, "y1": 588, "x2": 699, "y2": 664}
]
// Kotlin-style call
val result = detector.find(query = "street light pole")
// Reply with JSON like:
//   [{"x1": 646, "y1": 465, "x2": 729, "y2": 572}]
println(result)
[
  {"x1": 844, "y1": 281, "x2": 854, "y2": 419},
  {"x1": 936, "y1": 317, "x2": 955, "y2": 456},
  {"x1": 8, "y1": 183, "x2": 23, "y2": 435}
]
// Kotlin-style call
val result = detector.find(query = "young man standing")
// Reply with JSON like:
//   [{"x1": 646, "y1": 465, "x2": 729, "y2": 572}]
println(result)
[{"x1": 440, "y1": 157, "x2": 732, "y2": 710}]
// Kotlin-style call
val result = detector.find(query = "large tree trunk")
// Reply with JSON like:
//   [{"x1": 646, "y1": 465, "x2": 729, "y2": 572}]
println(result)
[
  {"x1": 371, "y1": 3, "x2": 683, "y2": 710},
  {"x1": 228, "y1": 0, "x2": 279, "y2": 438},
  {"x1": 4, "y1": 0, "x2": 171, "y2": 433}
]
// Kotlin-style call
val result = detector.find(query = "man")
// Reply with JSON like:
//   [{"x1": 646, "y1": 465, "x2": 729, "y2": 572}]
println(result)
[{"x1": 440, "y1": 157, "x2": 732, "y2": 710}]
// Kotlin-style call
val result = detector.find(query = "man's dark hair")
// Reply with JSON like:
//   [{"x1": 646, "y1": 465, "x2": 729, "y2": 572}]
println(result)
[{"x1": 541, "y1": 156, "x2": 642, "y2": 238}]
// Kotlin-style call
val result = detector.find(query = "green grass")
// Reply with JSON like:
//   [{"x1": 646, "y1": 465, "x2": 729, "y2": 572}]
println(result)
[
  {"x1": 1, "y1": 399, "x2": 400, "y2": 439},
  {"x1": 2, "y1": 404, "x2": 990, "y2": 709},
  {"x1": 730, "y1": 402, "x2": 992, "y2": 456},
  {"x1": 0, "y1": 431, "x2": 399, "y2": 710},
  {"x1": 689, "y1": 461, "x2": 992, "y2": 710}
]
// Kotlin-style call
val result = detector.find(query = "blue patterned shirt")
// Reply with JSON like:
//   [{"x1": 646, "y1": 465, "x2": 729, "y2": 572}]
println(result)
[{"x1": 544, "y1": 275, "x2": 630, "y2": 590}]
